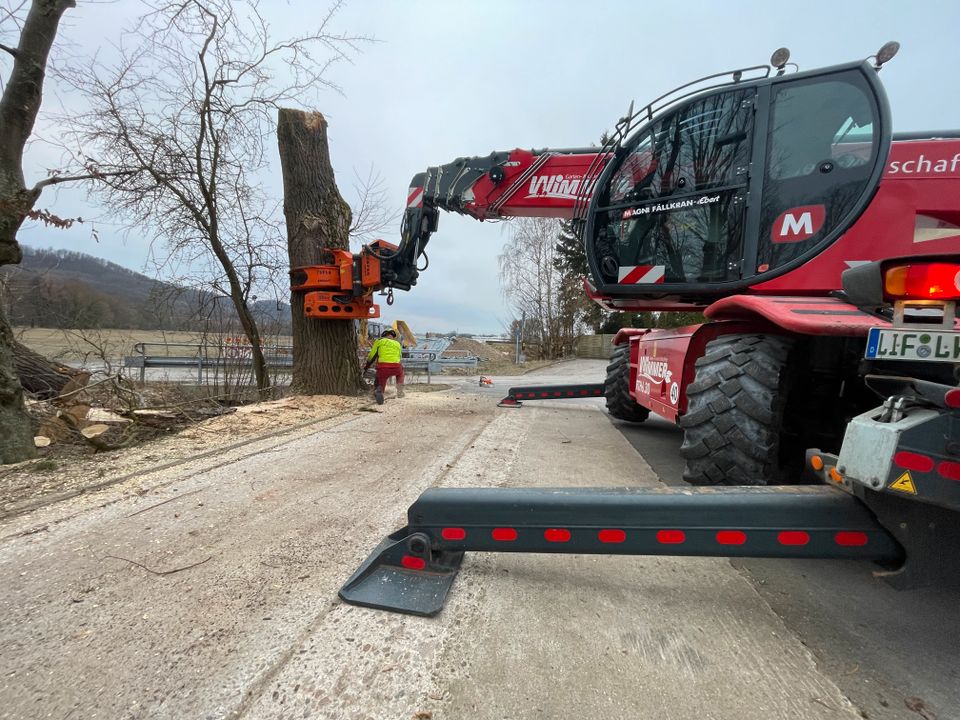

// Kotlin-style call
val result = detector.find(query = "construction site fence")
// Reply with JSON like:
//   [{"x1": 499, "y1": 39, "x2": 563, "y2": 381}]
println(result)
[{"x1": 574, "y1": 334, "x2": 617, "y2": 360}]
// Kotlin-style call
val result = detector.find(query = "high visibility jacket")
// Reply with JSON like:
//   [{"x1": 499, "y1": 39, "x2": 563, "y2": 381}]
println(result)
[{"x1": 368, "y1": 337, "x2": 402, "y2": 364}]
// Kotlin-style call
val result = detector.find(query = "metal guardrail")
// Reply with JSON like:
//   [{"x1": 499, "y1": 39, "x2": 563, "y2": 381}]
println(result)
[
  {"x1": 124, "y1": 342, "x2": 478, "y2": 383},
  {"x1": 124, "y1": 342, "x2": 293, "y2": 383}
]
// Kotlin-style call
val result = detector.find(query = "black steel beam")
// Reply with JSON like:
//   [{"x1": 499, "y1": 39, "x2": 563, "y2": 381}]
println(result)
[
  {"x1": 498, "y1": 383, "x2": 605, "y2": 407},
  {"x1": 339, "y1": 486, "x2": 902, "y2": 616}
]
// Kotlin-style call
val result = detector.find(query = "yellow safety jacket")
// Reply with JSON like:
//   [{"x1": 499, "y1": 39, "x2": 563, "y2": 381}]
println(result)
[{"x1": 368, "y1": 338, "x2": 402, "y2": 364}]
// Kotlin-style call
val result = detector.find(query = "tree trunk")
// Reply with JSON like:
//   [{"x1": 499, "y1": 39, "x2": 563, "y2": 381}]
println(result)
[
  {"x1": 277, "y1": 109, "x2": 363, "y2": 395},
  {"x1": 0, "y1": 307, "x2": 35, "y2": 462},
  {"x1": 0, "y1": 0, "x2": 76, "y2": 463},
  {"x1": 11, "y1": 338, "x2": 83, "y2": 399}
]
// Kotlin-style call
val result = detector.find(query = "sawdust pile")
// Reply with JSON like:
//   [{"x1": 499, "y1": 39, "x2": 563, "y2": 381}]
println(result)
[
  {"x1": 444, "y1": 337, "x2": 508, "y2": 361},
  {"x1": 1, "y1": 394, "x2": 366, "y2": 518}
]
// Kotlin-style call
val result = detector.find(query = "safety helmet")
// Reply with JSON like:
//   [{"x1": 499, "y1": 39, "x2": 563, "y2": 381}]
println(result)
[{"x1": 381, "y1": 328, "x2": 397, "y2": 338}]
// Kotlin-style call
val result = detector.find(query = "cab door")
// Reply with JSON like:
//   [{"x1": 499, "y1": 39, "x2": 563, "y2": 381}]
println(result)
[{"x1": 587, "y1": 61, "x2": 891, "y2": 302}]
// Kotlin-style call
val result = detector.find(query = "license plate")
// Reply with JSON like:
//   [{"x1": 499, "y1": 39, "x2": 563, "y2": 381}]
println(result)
[{"x1": 865, "y1": 327, "x2": 960, "y2": 362}]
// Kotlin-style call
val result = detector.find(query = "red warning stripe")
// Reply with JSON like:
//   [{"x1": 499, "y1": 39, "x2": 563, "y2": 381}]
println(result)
[
  {"x1": 407, "y1": 187, "x2": 424, "y2": 208},
  {"x1": 618, "y1": 265, "x2": 665, "y2": 284}
]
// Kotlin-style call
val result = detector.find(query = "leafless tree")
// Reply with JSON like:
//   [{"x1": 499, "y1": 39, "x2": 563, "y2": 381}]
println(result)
[
  {"x1": 62, "y1": 0, "x2": 367, "y2": 395},
  {"x1": 348, "y1": 165, "x2": 399, "y2": 249},
  {"x1": 499, "y1": 217, "x2": 581, "y2": 359}
]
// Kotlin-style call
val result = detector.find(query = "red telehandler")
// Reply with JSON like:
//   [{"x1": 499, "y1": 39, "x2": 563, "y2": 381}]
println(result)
[{"x1": 292, "y1": 47, "x2": 960, "y2": 615}]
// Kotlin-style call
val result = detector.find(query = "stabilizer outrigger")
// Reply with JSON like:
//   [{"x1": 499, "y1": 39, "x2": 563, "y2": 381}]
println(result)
[
  {"x1": 497, "y1": 383, "x2": 605, "y2": 408},
  {"x1": 339, "y1": 485, "x2": 902, "y2": 616}
]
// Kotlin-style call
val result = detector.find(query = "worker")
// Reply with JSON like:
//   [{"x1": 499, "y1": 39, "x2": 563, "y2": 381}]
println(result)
[{"x1": 364, "y1": 328, "x2": 405, "y2": 405}]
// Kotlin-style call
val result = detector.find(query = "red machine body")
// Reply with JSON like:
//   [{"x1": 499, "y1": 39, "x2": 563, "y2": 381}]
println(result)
[{"x1": 399, "y1": 135, "x2": 960, "y2": 424}]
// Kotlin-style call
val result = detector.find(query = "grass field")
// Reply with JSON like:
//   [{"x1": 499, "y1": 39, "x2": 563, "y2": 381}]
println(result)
[{"x1": 15, "y1": 328, "x2": 294, "y2": 363}]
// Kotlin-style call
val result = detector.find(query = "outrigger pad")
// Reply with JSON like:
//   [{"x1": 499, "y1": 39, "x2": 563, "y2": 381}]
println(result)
[{"x1": 338, "y1": 529, "x2": 464, "y2": 617}]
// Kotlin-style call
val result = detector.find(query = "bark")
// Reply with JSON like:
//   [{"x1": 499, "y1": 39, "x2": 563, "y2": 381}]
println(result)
[
  {"x1": 11, "y1": 338, "x2": 83, "y2": 399},
  {"x1": 0, "y1": 307, "x2": 35, "y2": 462},
  {"x1": 0, "y1": 0, "x2": 75, "y2": 262},
  {"x1": 277, "y1": 109, "x2": 363, "y2": 395},
  {"x1": 0, "y1": 0, "x2": 76, "y2": 463}
]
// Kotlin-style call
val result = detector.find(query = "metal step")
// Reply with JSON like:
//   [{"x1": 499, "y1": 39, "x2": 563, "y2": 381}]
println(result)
[{"x1": 339, "y1": 485, "x2": 902, "y2": 616}]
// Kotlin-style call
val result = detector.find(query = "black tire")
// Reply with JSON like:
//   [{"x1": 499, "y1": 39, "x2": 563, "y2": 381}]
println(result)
[
  {"x1": 679, "y1": 334, "x2": 795, "y2": 485},
  {"x1": 604, "y1": 343, "x2": 650, "y2": 423}
]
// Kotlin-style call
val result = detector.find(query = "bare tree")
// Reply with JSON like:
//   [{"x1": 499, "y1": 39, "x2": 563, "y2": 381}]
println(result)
[
  {"x1": 499, "y1": 217, "x2": 580, "y2": 359},
  {"x1": 348, "y1": 165, "x2": 399, "y2": 249},
  {"x1": 64, "y1": 0, "x2": 366, "y2": 395}
]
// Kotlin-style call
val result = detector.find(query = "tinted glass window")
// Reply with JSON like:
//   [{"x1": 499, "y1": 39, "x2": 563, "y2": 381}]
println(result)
[
  {"x1": 608, "y1": 89, "x2": 754, "y2": 206},
  {"x1": 758, "y1": 74, "x2": 879, "y2": 271},
  {"x1": 597, "y1": 89, "x2": 754, "y2": 284},
  {"x1": 596, "y1": 193, "x2": 746, "y2": 283}
]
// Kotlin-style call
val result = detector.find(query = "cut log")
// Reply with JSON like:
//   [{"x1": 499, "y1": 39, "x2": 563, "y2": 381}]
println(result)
[{"x1": 11, "y1": 339, "x2": 86, "y2": 399}]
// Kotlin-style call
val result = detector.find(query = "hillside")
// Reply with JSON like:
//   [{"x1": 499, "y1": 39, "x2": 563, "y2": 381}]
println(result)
[{"x1": 0, "y1": 246, "x2": 291, "y2": 332}]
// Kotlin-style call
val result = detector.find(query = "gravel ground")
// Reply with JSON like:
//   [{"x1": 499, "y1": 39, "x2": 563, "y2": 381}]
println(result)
[{"x1": 0, "y1": 364, "x2": 871, "y2": 719}]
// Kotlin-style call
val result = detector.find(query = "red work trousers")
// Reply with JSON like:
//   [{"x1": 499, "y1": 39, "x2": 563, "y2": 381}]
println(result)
[{"x1": 375, "y1": 362, "x2": 404, "y2": 391}]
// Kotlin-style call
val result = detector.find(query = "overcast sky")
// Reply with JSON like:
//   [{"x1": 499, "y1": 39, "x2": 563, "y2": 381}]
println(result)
[{"x1": 14, "y1": 0, "x2": 960, "y2": 334}]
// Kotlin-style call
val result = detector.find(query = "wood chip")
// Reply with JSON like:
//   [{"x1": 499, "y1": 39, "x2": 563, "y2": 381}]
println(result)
[
  {"x1": 80, "y1": 424, "x2": 110, "y2": 439},
  {"x1": 33, "y1": 436, "x2": 51, "y2": 448}
]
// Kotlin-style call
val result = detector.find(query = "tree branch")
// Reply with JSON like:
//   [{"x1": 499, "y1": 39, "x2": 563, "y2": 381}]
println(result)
[{"x1": 30, "y1": 168, "x2": 137, "y2": 193}]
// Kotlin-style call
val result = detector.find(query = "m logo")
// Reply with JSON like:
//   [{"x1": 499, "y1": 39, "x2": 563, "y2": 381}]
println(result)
[{"x1": 771, "y1": 205, "x2": 826, "y2": 243}]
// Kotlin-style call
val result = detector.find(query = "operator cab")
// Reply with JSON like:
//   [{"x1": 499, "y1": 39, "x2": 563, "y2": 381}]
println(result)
[{"x1": 584, "y1": 59, "x2": 892, "y2": 303}]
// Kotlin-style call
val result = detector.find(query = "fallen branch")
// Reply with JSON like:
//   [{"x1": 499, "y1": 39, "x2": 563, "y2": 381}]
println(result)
[
  {"x1": 125, "y1": 488, "x2": 204, "y2": 518},
  {"x1": 104, "y1": 554, "x2": 212, "y2": 576}
]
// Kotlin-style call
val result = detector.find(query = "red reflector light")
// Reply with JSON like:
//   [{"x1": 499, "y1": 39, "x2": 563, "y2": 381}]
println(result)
[
  {"x1": 441, "y1": 527, "x2": 466, "y2": 540},
  {"x1": 894, "y1": 451, "x2": 934, "y2": 473},
  {"x1": 938, "y1": 461, "x2": 960, "y2": 481},
  {"x1": 598, "y1": 529, "x2": 626, "y2": 544},
  {"x1": 946, "y1": 389, "x2": 960, "y2": 408},
  {"x1": 884, "y1": 262, "x2": 960, "y2": 300},
  {"x1": 777, "y1": 531, "x2": 810, "y2": 546},
  {"x1": 401, "y1": 555, "x2": 426, "y2": 570},
  {"x1": 656, "y1": 529, "x2": 686, "y2": 544},
  {"x1": 492, "y1": 527, "x2": 517, "y2": 541},
  {"x1": 544, "y1": 528, "x2": 571, "y2": 542},
  {"x1": 716, "y1": 530, "x2": 747, "y2": 545},
  {"x1": 834, "y1": 531, "x2": 868, "y2": 546}
]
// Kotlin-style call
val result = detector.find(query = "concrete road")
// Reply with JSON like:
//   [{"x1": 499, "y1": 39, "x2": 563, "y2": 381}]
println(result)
[
  {"x1": 603, "y1": 395, "x2": 960, "y2": 720},
  {"x1": 0, "y1": 359, "x2": 947, "y2": 719}
]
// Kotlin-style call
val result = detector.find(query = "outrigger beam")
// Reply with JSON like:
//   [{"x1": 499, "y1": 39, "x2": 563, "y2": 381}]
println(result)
[
  {"x1": 498, "y1": 383, "x2": 605, "y2": 407},
  {"x1": 339, "y1": 485, "x2": 902, "y2": 616}
]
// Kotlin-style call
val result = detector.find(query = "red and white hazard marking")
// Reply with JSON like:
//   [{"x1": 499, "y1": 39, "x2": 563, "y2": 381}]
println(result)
[
  {"x1": 407, "y1": 186, "x2": 424, "y2": 209},
  {"x1": 618, "y1": 265, "x2": 665, "y2": 284}
]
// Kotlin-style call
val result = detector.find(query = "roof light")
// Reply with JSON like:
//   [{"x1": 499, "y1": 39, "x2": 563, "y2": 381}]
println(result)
[
  {"x1": 874, "y1": 41, "x2": 900, "y2": 68},
  {"x1": 770, "y1": 47, "x2": 791, "y2": 70},
  {"x1": 883, "y1": 262, "x2": 960, "y2": 300}
]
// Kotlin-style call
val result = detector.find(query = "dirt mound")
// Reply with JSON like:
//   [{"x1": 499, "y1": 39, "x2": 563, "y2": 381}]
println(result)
[{"x1": 444, "y1": 337, "x2": 508, "y2": 361}]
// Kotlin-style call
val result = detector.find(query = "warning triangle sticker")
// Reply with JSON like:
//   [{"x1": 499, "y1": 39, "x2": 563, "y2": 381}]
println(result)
[{"x1": 889, "y1": 471, "x2": 917, "y2": 495}]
